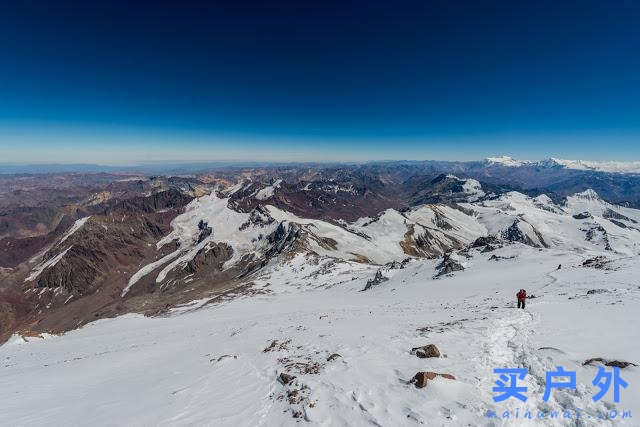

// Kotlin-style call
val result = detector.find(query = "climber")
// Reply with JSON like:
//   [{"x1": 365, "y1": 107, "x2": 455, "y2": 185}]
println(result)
[{"x1": 516, "y1": 289, "x2": 527, "y2": 309}]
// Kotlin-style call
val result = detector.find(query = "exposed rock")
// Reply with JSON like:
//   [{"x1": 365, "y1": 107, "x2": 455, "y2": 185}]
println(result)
[
  {"x1": 583, "y1": 358, "x2": 637, "y2": 368},
  {"x1": 412, "y1": 371, "x2": 436, "y2": 387},
  {"x1": 488, "y1": 254, "x2": 516, "y2": 262},
  {"x1": 583, "y1": 225, "x2": 612, "y2": 250},
  {"x1": 610, "y1": 219, "x2": 628, "y2": 228},
  {"x1": 586, "y1": 289, "x2": 609, "y2": 295},
  {"x1": 265, "y1": 222, "x2": 302, "y2": 258},
  {"x1": 264, "y1": 339, "x2": 291, "y2": 352},
  {"x1": 384, "y1": 258, "x2": 411, "y2": 270},
  {"x1": 411, "y1": 371, "x2": 455, "y2": 388},
  {"x1": 411, "y1": 344, "x2": 440, "y2": 358},
  {"x1": 326, "y1": 353, "x2": 342, "y2": 362},
  {"x1": 603, "y1": 208, "x2": 637, "y2": 224},
  {"x1": 184, "y1": 242, "x2": 233, "y2": 274},
  {"x1": 471, "y1": 235, "x2": 500, "y2": 248},
  {"x1": 35, "y1": 245, "x2": 103, "y2": 293},
  {"x1": 502, "y1": 219, "x2": 548, "y2": 248},
  {"x1": 572, "y1": 212, "x2": 592, "y2": 220},
  {"x1": 239, "y1": 205, "x2": 275, "y2": 230},
  {"x1": 433, "y1": 254, "x2": 464, "y2": 278},
  {"x1": 107, "y1": 189, "x2": 194, "y2": 215},
  {"x1": 278, "y1": 357, "x2": 323, "y2": 375},
  {"x1": 211, "y1": 354, "x2": 237, "y2": 363},
  {"x1": 362, "y1": 270, "x2": 388, "y2": 291},
  {"x1": 400, "y1": 223, "x2": 463, "y2": 259},
  {"x1": 407, "y1": 174, "x2": 485, "y2": 205},
  {"x1": 196, "y1": 219, "x2": 212, "y2": 243},
  {"x1": 279, "y1": 372, "x2": 297, "y2": 385},
  {"x1": 457, "y1": 248, "x2": 472, "y2": 259},
  {"x1": 582, "y1": 256, "x2": 610, "y2": 269}
]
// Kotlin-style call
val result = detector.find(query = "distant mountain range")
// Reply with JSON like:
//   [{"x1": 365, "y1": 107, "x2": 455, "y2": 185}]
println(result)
[
  {"x1": 3, "y1": 155, "x2": 640, "y2": 175},
  {"x1": 2, "y1": 157, "x2": 640, "y2": 343},
  {"x1": 485, "y1": 155, "x2": 640, "y2": 173},
  {"x1": 3, "y1": 164, "x2": 640, "y2": 343}
]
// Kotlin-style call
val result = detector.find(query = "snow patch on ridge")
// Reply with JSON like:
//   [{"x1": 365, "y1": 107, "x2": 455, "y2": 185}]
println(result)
[
  {"x1": 25, "y1": 246, "x2": 72, "y2": 282},
  {"x1": 461, "y1": 178, "x2": 485, "y2": 201},
  {"x1": 123, "y1": 193, "x2": 276, "y2": 295},
  {"x1": 59, "y1": 216, "x2": 91, "y2": 245},
  {"x1": 255, "y1": 179, "x2": 282, "y2": 200}
]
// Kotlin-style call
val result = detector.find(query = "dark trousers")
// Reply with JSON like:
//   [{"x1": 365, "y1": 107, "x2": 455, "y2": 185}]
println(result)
[{"x1": 517, "y1": 299, "x2": 526, "y2": 309}]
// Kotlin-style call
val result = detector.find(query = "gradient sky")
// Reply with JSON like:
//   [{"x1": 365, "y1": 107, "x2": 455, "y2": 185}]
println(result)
[{"x1": 1, "y1": 1, "x2": 639, "y2": 164}]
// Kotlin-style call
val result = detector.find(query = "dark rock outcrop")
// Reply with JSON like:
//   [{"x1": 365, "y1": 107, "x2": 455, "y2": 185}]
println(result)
[
  {"x1": 433, "y1": 254, "x2": 464, "y2": 278},
  {"x1": 107, "y1": 189, "x2": 193, "y2": 215},
  {"x1": 410, "y1": 344, "x2": 440, "y2": 358},
  {"x1": 279, "y1": 372, "x2": 297, "y2": 385},
  {"x1": 362, "y1": 270, "x2": 389, "y2": 291},
  {"x1": 196, "y1": 220, "x2": 212, "y2": 243},
  {"x1": 572, "y1": 212, "x2": 592, "y2": 220},
  {"x1": 603, "y1": 208, "x2": 637, "y2": 224},
  {"x1": 412, "y1": 371, "x2": 456, "y2": 388},
  {"x1": 583, "y1": 358, "x2": 637, "y2": 368},
  {"x1": 184, "y1": 242, "x2": 233, "y2": 274},
  {"x1": 582, "y1": 256, "x2": 609, "y2": 269},
  {"x1": 488, "y1": 254, "x2": 516, "y2": 262},
  {"x1": 265, "y1": 222, "x2": 302, "y2": 258},
  {"x1": 502, "y1": 220, "x2": 548, "y2": 248},
  {"x1": 471, "y1": 235, "x2": 500, "y2": 248}
]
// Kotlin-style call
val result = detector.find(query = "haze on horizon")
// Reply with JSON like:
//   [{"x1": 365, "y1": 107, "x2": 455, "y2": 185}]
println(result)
[{"x1": 1, "y1": 1, "x2": 639, "y2": 164}]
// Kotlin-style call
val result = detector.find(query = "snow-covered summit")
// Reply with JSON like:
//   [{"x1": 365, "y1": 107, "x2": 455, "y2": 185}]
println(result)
[
  {"x1": 485, "y1": 156, "x2": 529, "y2": 167},
  {"x1": 550, "y1": 158, "x2": 640, "y2": 174},
  {"x1": 485, "y1": 155, "x2": 640, "y2": 174},
  {"x1": 572, "y1": 188, "x2": 600, "y2": 201}
]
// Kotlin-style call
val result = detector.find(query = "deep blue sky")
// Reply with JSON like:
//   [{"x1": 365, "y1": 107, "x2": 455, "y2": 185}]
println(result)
[{"x1": 1, "y1": 1, "x2": 639, "y2": 163}]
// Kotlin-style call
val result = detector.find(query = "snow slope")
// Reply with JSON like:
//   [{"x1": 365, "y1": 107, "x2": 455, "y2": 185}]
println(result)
[
  {"x1": 2, "y1": 246, "x2": 638, "y2": 426},
  {"x1": 123, "y1": 194, "x2": 278, "y2": 295},
  {"x1": 466, "y1": 191, "x2": 640, "y2": 254},
  {"x1": 122, "y1": 188, "x2": 640, "y2": 295},
  {"x1": 6, "y1": 189, "x2": 640, "y2": 426}
]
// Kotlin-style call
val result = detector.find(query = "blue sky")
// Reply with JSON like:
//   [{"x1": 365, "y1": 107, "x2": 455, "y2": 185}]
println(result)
[{"x1": 1, "y1": 1, "x2": 639, "y2": 164}]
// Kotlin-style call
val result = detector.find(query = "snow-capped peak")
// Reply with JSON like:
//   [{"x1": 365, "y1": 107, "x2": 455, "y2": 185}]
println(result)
[
  {"x1": 573, "y1": 188, "x2": 600, "y2": 201},
  {"x1": 485, "y1": 155, "x2": 640, "y2": 174},
  {"x1": 548, "y1": 158, "x2": 640, "y2": 174},
  {"x1": 534, "y1": 194, "x2": 553, "y2": 205},
  {"x1": 439, "y1": 175, "x2": 485, "y2": 201},
  {"x1": 485, "y1": 156, "x2": 528, "y2": 167}
]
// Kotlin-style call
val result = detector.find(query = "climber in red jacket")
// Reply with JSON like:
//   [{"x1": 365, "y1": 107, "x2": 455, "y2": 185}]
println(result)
[{"x1": 516, "y1": 289, "x2": 527, "y2": 309}]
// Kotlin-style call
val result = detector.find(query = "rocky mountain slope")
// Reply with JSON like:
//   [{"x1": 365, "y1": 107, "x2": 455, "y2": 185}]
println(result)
[
  {"x1": 2, "y1": 228, "x2": 638, "y2": 425},
  {"x1": 2, "y1": 167, "x2": 640, "y2": 344}
]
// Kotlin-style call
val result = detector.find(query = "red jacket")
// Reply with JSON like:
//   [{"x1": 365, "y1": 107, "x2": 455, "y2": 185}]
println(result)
[{"x1": 517, "y1": 290, "x2": 527, "y2": 301}]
